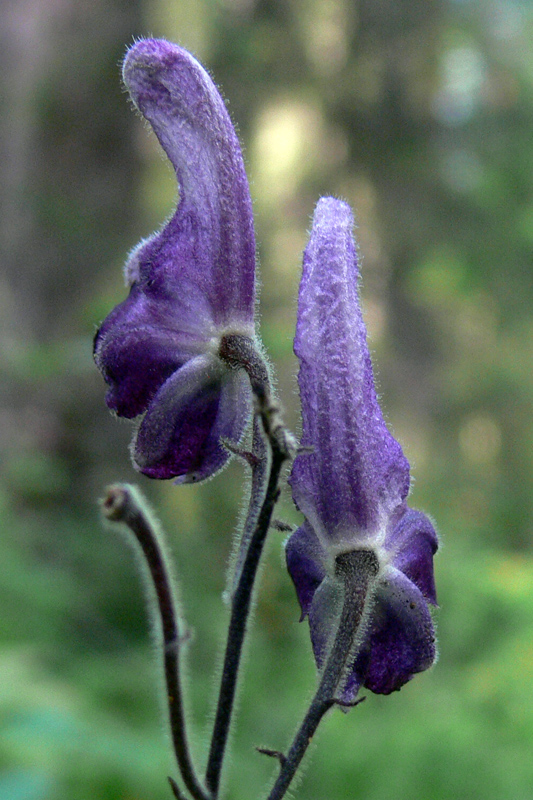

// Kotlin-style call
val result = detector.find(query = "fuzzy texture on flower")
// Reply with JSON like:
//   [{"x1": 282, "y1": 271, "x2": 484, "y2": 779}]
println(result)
[
  {"x1": 94, "y1": 39, "x2": 256, "y2": 482},
  {"x1": 287, "y1": 197, "x2": 438, "y2": 700}
]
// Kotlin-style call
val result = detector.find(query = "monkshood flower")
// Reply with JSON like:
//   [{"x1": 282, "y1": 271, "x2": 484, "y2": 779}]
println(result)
[
  {"x1": 94, "y1": 39, "x2": 257, "y2": 482},
  {"x1": 287, "y1": 197, "x2": 438, "y2": 701}
]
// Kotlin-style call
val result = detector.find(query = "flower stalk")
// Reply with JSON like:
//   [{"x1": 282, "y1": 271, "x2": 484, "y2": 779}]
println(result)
[
  {"x1": 206, "y1": 347, "x2": 295, "y2": 797},
  {"x1": 266, "y1": 550, "x2": 379, "y2": 800},
  {"x1": 101, "y1": 485, "x2": 210, "y2": 800}
]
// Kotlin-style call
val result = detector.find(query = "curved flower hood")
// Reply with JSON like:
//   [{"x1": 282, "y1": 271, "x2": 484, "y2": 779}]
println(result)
[{"x1": 94, "y1": 39, "x2": 256, "y2": 482}]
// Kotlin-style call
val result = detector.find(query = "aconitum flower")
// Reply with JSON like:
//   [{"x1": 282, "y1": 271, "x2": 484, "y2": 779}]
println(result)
[
  {"x1": 94, "y1": 39, "x2": 256, "y2": 482},
  {"x1": 287, "y1": 197, "x2": 438, "y2": 700}
]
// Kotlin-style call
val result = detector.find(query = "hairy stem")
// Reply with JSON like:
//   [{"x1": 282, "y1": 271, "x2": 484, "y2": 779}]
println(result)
[
  {"x1": 229, "y1": 416, "x2": 269, "y2": 599},
  {"x1": 205, "y1": 425, "x2": 288, "y2": 797},
  {"x1": 201, "y1": 333, "x2": 295, "y2": 797},
  {"x1": 266, "y1": 550, "x2": 379, "y2": 800},
  {"x1": 102, "y1": 485, "x2": 210, "y2": 800}
]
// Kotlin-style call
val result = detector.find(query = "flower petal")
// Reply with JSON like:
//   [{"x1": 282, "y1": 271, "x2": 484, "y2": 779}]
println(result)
[
  {"x1": 290, "y1": 197, "x2": 410, "y2": 542},
  {"x1": 286, "y1": 526, "x2": 437, "y2": 701},
  {"x1": 122, "y1": 39, "x2": 256, "y2": 330},
  {"x1": 386, "y1": 507, "x2": 439, "y2": 605},
  {"x1": 133, "y1": 354, "x2": 251, "y2": 482},
  {"x1": 285, "y1": 523, "x2": 327, "y2": 620},
  {"x1": 94, "y1": 286, "x2": 206, "y2": 418},
  {"x1": 344, "y1": 567, "x2": 437, "y2": 699}
]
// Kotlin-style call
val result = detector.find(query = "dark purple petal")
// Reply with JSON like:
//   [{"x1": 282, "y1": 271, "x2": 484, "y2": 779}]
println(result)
[
  {"x1": 285, "y1": 528, "x2": 437, "y2": 701},
  {"x1": 343, "y1": 568, "x2": 436, "y2": 700},
  {"x1": 94, "y1": 286, "x2": 206, "y2": 418},
  {"x1": 285, "y1": 523, "x2": 327, "y2": 620},
  {"x1": 191, "y1": 364, "x2": 252, "y2": 484},
  {"x1": 386, "y1": 507, "x2": 439, "y2": 605},
  {"x1": 122, "y1": 39, "x2": 255, "y2": 330},
  {"x1": 290, "y1": 197, "x2": 410, "y2": 541},
  {"x1": 133, "y1": 354, "x2": 251, "y2": 482}
]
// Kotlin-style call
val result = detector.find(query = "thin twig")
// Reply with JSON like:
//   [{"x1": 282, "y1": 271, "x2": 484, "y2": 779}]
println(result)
[
  {"x1": 256, "y1": 747, "x2": 288, "y2": 768},
  {"x1": 101, "y1": 485, "x2": 211, "y2": 800}
]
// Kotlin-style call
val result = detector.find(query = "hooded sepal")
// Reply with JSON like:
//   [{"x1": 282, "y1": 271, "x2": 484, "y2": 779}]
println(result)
[
  {"x1": 290, "y1": 197, "x2": 410, "y2": 542},
  {"x1": 95, "y1": 39, "x2": 258, "y2": 483}
]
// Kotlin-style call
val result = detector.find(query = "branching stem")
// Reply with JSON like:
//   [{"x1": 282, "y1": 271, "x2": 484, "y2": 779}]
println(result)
[
  {"x1": 206, "y1": 334, "x2": 295, "y2": 798},
  {"x1": 102, "y1": 335, "x2": 294, "y2": 800},
  {"x1": 205, "y1": 429, "x2": 288, "y2": 797}
]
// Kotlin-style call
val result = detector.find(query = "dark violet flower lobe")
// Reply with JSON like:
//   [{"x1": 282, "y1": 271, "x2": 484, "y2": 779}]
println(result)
[
  {"x1": 94, "y1": 39, "x2": 257, "y2": 482},
  {"x1": 287, "y1": 197, "x2": 438, "y2": 700}
]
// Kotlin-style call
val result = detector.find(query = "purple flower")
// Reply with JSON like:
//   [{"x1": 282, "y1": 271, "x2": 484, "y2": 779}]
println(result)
[
  {"x1": 94, "y1": 39, "x2": 257, "y2": 482},
  {"x1": 287, "y1": 197, "x2": 438, "y2": 700}
]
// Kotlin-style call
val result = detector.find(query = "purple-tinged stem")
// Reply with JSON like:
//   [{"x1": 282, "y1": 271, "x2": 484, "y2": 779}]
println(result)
[
  {"x1": 102, "y1": 485, "x2": 210, "y2": 800},
  {"x1": 266, "y1": 550, "x2": 379, "y2": 800},
  {"x1": 205, "y1": 337, "x2": 294, "y2": 797}
]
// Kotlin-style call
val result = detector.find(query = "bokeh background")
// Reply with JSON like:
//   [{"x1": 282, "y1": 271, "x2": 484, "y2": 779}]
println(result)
[{"x1": 2, "y1": 0, "x2": 533, "y2": 798}]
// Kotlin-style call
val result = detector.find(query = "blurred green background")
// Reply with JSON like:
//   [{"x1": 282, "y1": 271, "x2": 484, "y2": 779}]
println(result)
[{"x1": 1, "y1": 0, "x2": 533, "y2": 798}]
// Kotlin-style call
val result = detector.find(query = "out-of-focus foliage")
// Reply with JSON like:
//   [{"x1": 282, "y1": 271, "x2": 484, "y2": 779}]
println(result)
[{"x1": 1, "y1": 0, "x2": 533, "y2": 798}]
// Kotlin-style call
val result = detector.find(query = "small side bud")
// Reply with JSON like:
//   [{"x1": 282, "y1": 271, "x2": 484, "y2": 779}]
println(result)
[{"x1": 256, "y1": 747, "x2": 287, "y2": 767}]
